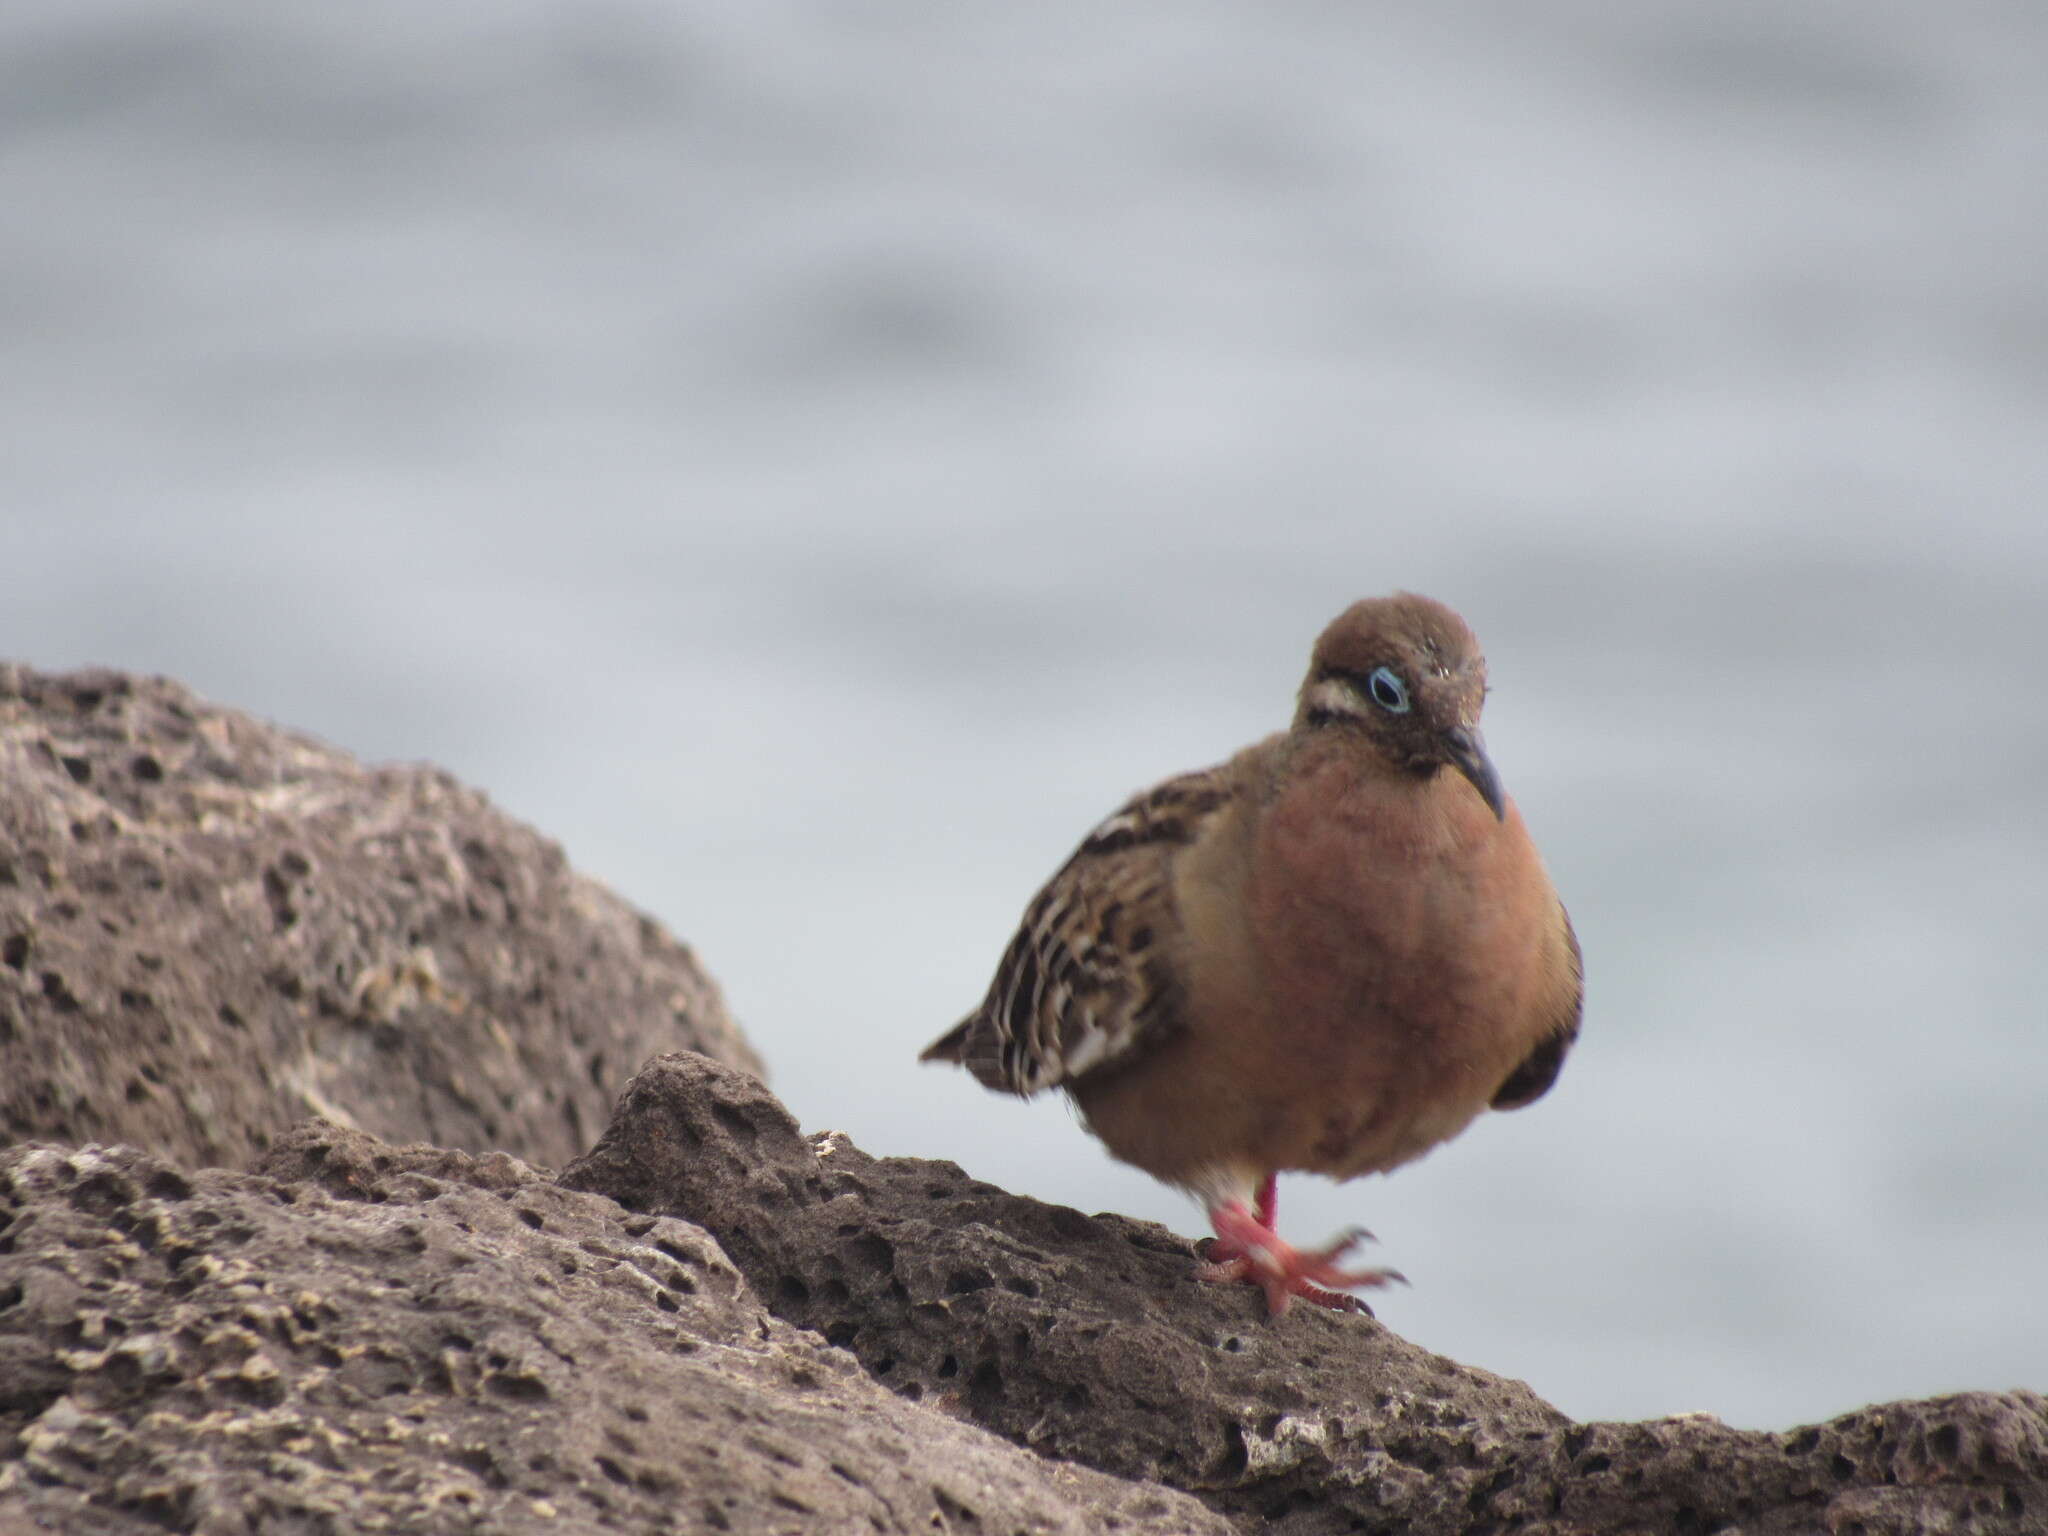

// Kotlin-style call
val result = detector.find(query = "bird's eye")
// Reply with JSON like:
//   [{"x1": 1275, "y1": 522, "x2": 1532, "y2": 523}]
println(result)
[{"x1": 1368, "y1": 666, "x2": 1410, "y2": 713}]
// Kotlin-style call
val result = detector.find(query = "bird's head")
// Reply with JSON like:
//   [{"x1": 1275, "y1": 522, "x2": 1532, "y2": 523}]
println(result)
[{"x1": 1295, "y1": 592, "x2": 1506, "y2": 820}]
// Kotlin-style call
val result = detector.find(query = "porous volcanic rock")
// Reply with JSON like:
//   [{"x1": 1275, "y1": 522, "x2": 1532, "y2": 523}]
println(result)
[
  {"x1": 561, "y1": 1052, "x2": 2048, "y2": 1536},
  {"x1": 0, "y1": 1131, "x2": 1230, "y2": 1536},
  {"x1": 0, "y1": 664, "x2": 758, "y2": 1169}
]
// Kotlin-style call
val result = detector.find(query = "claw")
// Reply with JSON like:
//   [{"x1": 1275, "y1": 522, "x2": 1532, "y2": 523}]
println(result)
[
  {"x1": 1314, "y1": 1225, "x2": 1378, "y2": 1263},
  {"x1": 1198, "y1": 1199, "x2": 1402, "y2": 1317}
]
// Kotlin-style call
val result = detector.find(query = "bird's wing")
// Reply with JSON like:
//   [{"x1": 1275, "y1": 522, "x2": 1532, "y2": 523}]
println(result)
[
  {"x1": 920, "y1": 765, "x2": 1239, "y2": 1097},
  {"x1": 1490, "y1": 902, "x2": 1583, "y2": 1110}
]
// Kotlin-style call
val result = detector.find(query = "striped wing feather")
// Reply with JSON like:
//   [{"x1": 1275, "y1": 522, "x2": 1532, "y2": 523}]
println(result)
[{"x1": 923, "y1": 767, "x2": 1237, "y2": 1097}]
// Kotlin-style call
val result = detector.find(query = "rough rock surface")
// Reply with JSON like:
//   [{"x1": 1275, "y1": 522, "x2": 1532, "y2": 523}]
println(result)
[
  {"x1": 0, "y1": 1131, "x2": 1229, "y2": 1535},
  {"x1": 562, "y1": 1053, "x2": 2048, "y2": 1536},
  {"x1": 0, "y1": 664, "x2": 758, "y2": 1170},
  {"x1": 5, "y1": 669, "x2": 2042, "y2": 1534}
]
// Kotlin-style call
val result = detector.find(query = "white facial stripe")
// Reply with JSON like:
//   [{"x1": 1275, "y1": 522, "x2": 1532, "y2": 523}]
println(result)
[{"x1": 1305, "y1": 676, "x2": 1370, "y2": 718}]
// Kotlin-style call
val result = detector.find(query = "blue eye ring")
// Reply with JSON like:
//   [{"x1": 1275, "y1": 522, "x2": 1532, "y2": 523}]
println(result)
[{"x1": 1367, "y1": 666, "x2": 1411, "y2": 713}]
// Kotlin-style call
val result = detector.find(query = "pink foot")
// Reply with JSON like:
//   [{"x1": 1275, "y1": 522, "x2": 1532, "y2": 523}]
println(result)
[{"x1": 1196, "y1": 1193, "x2": 1405, "y2": 1318}]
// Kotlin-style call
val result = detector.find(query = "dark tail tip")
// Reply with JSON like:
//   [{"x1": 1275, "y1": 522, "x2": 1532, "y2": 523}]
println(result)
[{"x1": 918, "y1": 1018, "x2": 973, "y2": 1064}]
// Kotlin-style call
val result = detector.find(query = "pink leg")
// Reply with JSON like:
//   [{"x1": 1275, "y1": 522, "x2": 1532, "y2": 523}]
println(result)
[
  {"x1": 1253, "y1": 1172, "x2": 1277, "y2": 1230},
  {"x1": 1206, "y1": 1173, "x2": 1279, "y2": 1263},
  {"x1": 1194, "y1": 1188, "x2": 1404, "y2": 1318}
]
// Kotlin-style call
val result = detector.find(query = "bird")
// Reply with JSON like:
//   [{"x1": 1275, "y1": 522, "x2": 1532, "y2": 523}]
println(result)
[{"x1": 920, "y1": 593, "x2": 1582, "y2": 1316}]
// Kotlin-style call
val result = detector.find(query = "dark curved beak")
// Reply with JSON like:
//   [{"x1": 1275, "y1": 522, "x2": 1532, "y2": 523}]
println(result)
[{"x1": 1442, "y1": 726, "x2": 1506, "y2": 821}]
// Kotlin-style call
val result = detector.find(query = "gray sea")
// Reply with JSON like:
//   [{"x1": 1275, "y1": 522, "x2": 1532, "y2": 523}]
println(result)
[{"x1": 5, "y1": 0, "x2": 2044, "y2": 1430}]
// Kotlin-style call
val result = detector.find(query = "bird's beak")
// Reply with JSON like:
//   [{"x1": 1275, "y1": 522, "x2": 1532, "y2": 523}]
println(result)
[{"x1": 1441, "y1": 726, "x2": 1506, "y2": 821}]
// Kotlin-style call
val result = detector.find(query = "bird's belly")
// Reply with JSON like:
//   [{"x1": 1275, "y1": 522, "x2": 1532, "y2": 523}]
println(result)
[
  {"x1": 1068, "y1": 925, "x2": 1534, "y2": 1190},
  {"x1": 1249, "y1": 947, "x2": 1530, "y2": 1179}
]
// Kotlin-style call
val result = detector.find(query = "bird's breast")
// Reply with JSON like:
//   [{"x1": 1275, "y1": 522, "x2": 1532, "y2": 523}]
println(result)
[{"x1": 1229, "y1": 760, "x2": 1561, "y2": 1173}]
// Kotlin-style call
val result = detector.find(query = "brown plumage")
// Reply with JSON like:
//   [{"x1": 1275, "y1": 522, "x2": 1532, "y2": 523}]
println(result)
[{"x1": 922, "y1": 593, "x2": 1582, "y2": 1315}]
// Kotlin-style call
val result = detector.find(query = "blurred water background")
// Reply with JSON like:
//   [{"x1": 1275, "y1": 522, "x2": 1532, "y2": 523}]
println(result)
[{"x1": 4, "y1": 0, "x2": 2044, "y2": 1430}]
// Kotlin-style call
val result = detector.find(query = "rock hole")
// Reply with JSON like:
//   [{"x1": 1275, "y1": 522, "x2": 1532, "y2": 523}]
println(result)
[
  {"x1": 517, "y1": 1208, "x2": 545, "y2": 1231},
  {"x1": 821, "y1": 1278, "x2": 850, "y2": 1306},
  {"x1": 594, "y1": 1456, "x2": 631, "y2": 1486},
  {"x1": 1, "y1": 935, "x2": 26, "y2": 970},
  {"x1": 848, "y1": 1232, "x2": 895, "y2": 1272},
  {"x1": 932, "y1": 1486, "x2": 982, "y2": 1526},
  {"x1": 777, "y1": 1276, "x2": 810, "y2": 1307},
  {"x1": 66, "y1": 1170, "x2": 136, "y2": 1216},
  {"x1": 966, "y1": 1359, "x2": 1002, "y2": 1406},
  {"x1": 1784, "y1": 1428, "x2": 1820, "y2": 1455},
  {"x1": 132, "y1": 754, "x2": 164, "y2": 782},
  {"x1": 218, "y1": 1003, "x2": 245, "y2": 1030},
  {"x1": 1220, "y1": 1422, "x2": 1250, "y2": 1479},
  {"x1": 1928, "y1": 1422, "x2": 1961, "y2": 1462},
  {"x1": 872, "y1": 1356, "x2": 896, "y2": 1376},
  {"x1": 711, "y1": 1103, "x2": 759, "y2": 1143},
  {"x1": 1580, "y1": 1453, "x2": 1611, "y2": 1474},
  {"x1": 1002, "y1": 1275, "x2": 1040, "y2": 1299},
  {"x1": 453, "y1": 1447, "x2": 506, "y2": 1488},
  {"x1": 262, "y1": 867, "x2": 298, "y2": 930},
  {"x1": 484, "y1": 1373, "x2": 550, "y2": 1402},
  {"x1": 1261, "y1": 1489, "x2": 1318, "y2": 1520},
  {"x1": 829, "y1": 1463, "x2": 862, "y2": 1487},
  {"x1": 944, "y1": 1269, "x2": 993, "y2": 1296},
  {"x1": 60, "y1": 755, "x2": 91, "y2": 784},
  {"x1": 1831, "y1": 1453, "x2": 1857, "y2": 1481},
  {"x1": 937, "y1": 1355, "x2": 958, "y2": 1379},
  {"x1": 824, "y1": 1321, "x2": 857, "y2": 1349}
]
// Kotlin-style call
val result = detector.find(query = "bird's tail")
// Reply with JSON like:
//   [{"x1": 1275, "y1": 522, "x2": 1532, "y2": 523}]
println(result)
[{"x1": 917, "y1": 1016, "x2": 975, "y2": 1064}]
